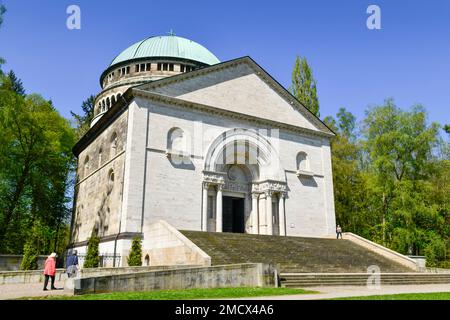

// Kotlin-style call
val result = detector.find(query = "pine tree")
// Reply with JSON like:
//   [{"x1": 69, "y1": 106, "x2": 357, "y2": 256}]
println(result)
[
  {"x1": 290, "y1": 55, "x2": 320, "y2": 117},
  {"x1": 70, "y1": 95, "x2": 95, "y2": 139},
  {"x1": 0, "y1": 5, "x2": 6, "y2": 71},
  {"x1": 83, "y1": 235, "x2": 100, "y2": 268},
  {"x1": 6, "y1": 70, "x2": 25, "y2": 96},
  {"x1": 127, "y1": 236, "x2": 142, "y2": 266},
  {"x1": 0, "y1": 5, "x2": 5, "y2": 27}
]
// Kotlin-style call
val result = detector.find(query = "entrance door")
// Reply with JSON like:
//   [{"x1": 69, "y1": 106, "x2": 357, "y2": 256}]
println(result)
[{"x1": 222, "y1": 196, "x2": 245, "y2": 233}]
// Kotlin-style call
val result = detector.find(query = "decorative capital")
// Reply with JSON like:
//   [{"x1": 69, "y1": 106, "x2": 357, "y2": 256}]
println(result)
[
  {"x1": 265, "y1": 190, "x2": 274, "y2": 197},
  {"x1": 217, "y1": 184, "x2": 225, "y2": 191},
  {"x1": 251, "y1": 193, "x2": 259, "y2": 199},
  {"x1": 203, "y1": 182, "x2": 212, "y2": 190}
]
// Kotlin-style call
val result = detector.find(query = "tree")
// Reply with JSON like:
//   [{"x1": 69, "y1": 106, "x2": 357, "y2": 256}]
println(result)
[
  {"x1": 445, "y1": 125, "x2": 450, "y2": 134},
  {"x1": 127, "y1": 236, "x2": 143, "y2": 266},
  {"x1": 0, "y1": 5, "x2": 6, "y2": 71},
  {"x1": 362, "y1": 100, "x2": 444, "y2": 257},
  {"x1": 290, "y1": 55, "x2": 320, "y2": 117},
  {"x1": 83, "y1": 235, "x2": 100, "y2": 268},
  {"x1": 0, "y1": 5, "x2": 5, "y2": 27},
  {"x1": 6, "y1": 70, "x2": 25, "y2": 96},
  {"x1": 0, "y1": 85, "x2": 75, "y2": 253},
  {"x1": 70, "y1": 95, "x2": 95, "y2": 139},
  {"x1": 324, "y1": 108, "x2": 368, "y2": 236}
]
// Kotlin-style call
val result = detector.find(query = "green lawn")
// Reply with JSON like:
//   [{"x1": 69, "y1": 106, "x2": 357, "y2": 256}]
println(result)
[
  {"x1": 334, "y1": 292, "x2": 450, "y2": 300},
  {"x1": 24, "y1": 287, "x2": 317, "y2": 300}
]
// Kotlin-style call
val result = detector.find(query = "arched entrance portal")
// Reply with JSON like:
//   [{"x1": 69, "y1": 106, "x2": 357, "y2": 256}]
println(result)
[{"x1": 202, "y1": 129, "x2": 288, "y2": 235}]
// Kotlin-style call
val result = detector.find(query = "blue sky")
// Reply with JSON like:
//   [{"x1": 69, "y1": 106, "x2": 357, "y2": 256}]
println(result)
[{"x1": 1, "y1": 0, "x2": 449, "y2": 128}]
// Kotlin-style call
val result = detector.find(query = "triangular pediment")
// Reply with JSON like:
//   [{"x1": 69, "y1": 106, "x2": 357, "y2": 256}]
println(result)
[{"x1": 136, "y1": 57, "x2": 333, "y2": 135}]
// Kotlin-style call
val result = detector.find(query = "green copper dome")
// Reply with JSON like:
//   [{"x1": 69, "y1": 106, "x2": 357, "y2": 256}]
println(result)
[{"x1": 109, "y1": 35, "x2": 220, "y2": 67}]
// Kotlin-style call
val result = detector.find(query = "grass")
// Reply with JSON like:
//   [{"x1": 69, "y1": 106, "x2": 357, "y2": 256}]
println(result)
[
  {"x1": 23, "y1": 287, "x2": 317, "y2": 300},
  {"x1": 334, "y1": 292, "x2": 450, "y2": 300}
]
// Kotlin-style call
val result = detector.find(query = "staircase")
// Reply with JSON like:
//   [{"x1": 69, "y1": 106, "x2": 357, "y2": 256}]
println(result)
[
  {"x1": 180, "y1": 231, "x2": 415, "y2": 273},
  {"x1": 280, "y1": 273, "x2": 450, "y2": 287}
]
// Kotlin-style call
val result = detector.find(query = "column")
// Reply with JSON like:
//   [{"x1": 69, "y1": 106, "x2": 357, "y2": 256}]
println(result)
[
  {"x1": 202, "y1": 183, "x2": 209, "y2": 231},
  {"x1": 216, "y1": 185, "x2": 223, "y2": 232},
  {"x1": 266, "y1": 191, "x2": 273, "y2": 235},
  {"x1": 278, "y1": 193, "x2": 286, "y2": 236},
  {"x1": 251, "y1": 193, "x2": 259, "y2": 234}
]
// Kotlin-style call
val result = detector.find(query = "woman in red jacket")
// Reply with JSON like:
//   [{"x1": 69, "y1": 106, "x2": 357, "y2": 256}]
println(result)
[{"x1": 43, "y1": 252, "x2": 57, "y2": 291}]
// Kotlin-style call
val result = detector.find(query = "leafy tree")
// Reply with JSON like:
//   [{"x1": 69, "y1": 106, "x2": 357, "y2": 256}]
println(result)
[
  {"x1": 84, "y1": 234, "x2": 100, "y2": 268},
  {"x1": 445, "y1": 125, "x2": 450, "y2": 134},
  {"x1": 324, "y1": 108, "x2": 367, "y2": 236},
  {"x1": 0, "y1": 83, "x2": 75, "y2": 253},
  {"x1": 290, "y1": 55, "x2": 320, "y2": 117},
  {"x1": 127, "y1": 236, "x2": 143, "y2": 266},
  {"x1": 71, "y1": 95, "x2": 95, "y2": 139}
]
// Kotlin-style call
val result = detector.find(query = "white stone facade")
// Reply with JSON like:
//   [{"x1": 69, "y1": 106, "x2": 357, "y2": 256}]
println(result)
[{"x1": 70, "y1": 57, "x2": 336, "y2": 266}]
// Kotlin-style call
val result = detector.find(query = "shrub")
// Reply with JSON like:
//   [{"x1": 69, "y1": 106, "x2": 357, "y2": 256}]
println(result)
[
  {"x1": 84, "y1": 235, "x2": 100, "y2": 268},
  {"x1": 127, "y1": 236, "x2": 142, "y2": 266},
  {"x1": 20, "y1": 241, "x2": 39, "y2": 270}
]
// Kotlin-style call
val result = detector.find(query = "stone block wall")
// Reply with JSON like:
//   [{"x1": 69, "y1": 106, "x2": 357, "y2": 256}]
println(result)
[{"x1": 68, "y1": 263, "x2": 277, "y2": 295}]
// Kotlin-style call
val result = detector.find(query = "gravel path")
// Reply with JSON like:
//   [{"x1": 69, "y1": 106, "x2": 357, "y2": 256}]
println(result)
[
  {"x1": 0, "y1": 281, "x2": 71, "y2": 300},
  {"x1": 1, "y1": 282, "x2": 449, "y2": 300}
]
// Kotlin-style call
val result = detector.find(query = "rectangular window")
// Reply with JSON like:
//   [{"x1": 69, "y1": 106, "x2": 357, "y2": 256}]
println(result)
[
  {"x1": 169, "y1": 63, "x2": 174, "y2": 71},
  {"x1": 163, "y1": 63, "x2": 168, "y2": 71},
  {"x1": 180, "y1": 65, "x2": 185, "y2": 72},
  {"x1": 140, "y1": 63, "x2": 145, "y2": 72},
  {"x1": 126, "y1": 66, "x2": 130, "y2": 74},
  {"x1": 157, "y1": 63, "x2": 162, "y2": 71},
  {"x1": 207, "y1": 196, "x2": 215, "y2": 218},
  {"x1": 146, "y1": 63, "x2": 151, "y2": 71},
  {"x1": 135, "y1": 64, "x2": 139, "y2": 72}
]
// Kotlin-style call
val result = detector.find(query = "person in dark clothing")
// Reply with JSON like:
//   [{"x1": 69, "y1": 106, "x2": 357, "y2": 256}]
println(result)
[
  {"x1": 66, "y1": 250, "x2": 79, "y2": 278},
  {"x1": 336, "y1": 225, "x2": 343, "y2": 239}
]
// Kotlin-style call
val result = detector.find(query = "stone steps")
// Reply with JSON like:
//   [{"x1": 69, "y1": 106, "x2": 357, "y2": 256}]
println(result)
[
  {"x1": 180, "y1": 231, "x2": 415, "y2": 273},
  {"x1": 280, "y1": 273, "x2": 450, "y2": 287}
]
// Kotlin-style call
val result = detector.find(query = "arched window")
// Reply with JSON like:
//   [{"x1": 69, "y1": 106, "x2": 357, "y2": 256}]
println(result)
[
  {"x1": 111, "y1": 95, "x2": 116, "y2": 105},
  {"x1": 110, "y1": 132, "x2": 118, "y2": 156},
  {"x1": 106, "y1": 97, "x2": 110, "y2": 109},
  {"x1": 108, "y1": 169, "x2": 115, "y2": 183},
  {"x1": 145, "y1": 254, "x2": 150, "y2": 266},
  {"x1": 83, "y1": 155, "x2": 90, "y2": 176},
  {"x1": 98, "y1": 148, "x2": 103, "y2": 167},
  {"x1": 296, "y1": 152, "x2": 309, "y2": 171},
  {"x1": 107, "y1": 168, "x2": 115, "y2": 194},
  {"x1": 102, "y1": 100, "x2": 106, "y2": 112},
  {"x1": 167, "y1": 127, "x2": 185, "y2": 152}
]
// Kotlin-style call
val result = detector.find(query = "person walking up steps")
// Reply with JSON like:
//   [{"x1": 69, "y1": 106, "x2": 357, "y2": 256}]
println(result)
[
  {"x1": 336, "y1": 225, "x2": 343, "y2": 239},
  {"x1": 43, "y1": 252, "x2": 58, "y2": 291}
]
